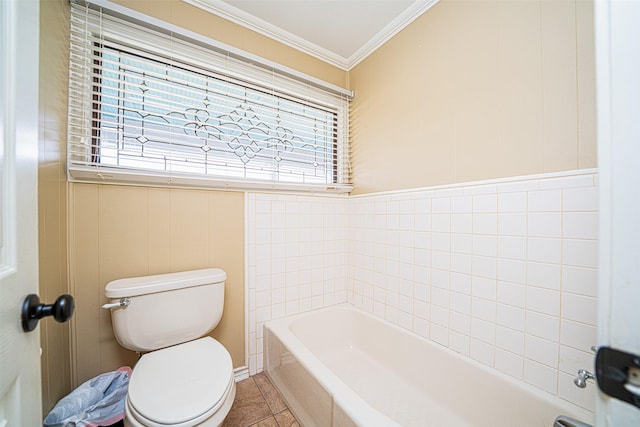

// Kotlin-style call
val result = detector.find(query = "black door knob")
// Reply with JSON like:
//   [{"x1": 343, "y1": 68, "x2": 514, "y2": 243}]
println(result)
[{"x1": 21, "y1": 294, "x2": 75, "y2": 332}]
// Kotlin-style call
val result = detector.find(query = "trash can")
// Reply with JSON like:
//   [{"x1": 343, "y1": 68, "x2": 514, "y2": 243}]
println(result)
[{"x1": 43, "y1": 366, "x2": 132, "y2": 427}]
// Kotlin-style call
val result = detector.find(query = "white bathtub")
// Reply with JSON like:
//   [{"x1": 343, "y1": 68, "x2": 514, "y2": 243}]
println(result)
[{"x1": 264, "y1": 305, "x2": 593, "y2": 427}]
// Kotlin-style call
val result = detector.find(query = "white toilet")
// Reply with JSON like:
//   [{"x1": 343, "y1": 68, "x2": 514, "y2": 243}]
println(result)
[{"x1": 104, "y1": 268, "x2": 236, "y2": 427}]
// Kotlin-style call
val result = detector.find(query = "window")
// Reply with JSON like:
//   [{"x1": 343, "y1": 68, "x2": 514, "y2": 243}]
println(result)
[{"x1": 68, "y1": 2, "x2": 352, "y2": 192}]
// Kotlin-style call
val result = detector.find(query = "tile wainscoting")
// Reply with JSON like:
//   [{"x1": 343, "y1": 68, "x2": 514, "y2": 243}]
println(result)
[
  {"x1": 246, "y1": 194, "x2": 349, "y2": 373},
  {"x1": 246, "y1": 169, "x2": 598, "y2": 412}
]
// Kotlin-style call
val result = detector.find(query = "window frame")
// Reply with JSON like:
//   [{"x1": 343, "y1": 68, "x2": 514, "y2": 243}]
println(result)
[{"x1": 67, "y1": 1, "x2": 353, "y2": 193}]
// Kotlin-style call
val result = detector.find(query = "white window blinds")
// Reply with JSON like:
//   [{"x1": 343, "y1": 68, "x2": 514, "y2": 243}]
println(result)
[{"x1": 68, "y1": 1, "x2": 352, "y2": 192}]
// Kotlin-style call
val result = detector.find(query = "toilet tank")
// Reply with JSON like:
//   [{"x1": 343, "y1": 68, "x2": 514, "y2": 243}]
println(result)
[{"x1": 105, "y1": 268, "x2": 226, "y2": 352}]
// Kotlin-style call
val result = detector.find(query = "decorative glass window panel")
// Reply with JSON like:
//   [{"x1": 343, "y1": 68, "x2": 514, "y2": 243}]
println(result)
[{"x1": 68, "y1": 2, "x2": 352, "y2": 192}]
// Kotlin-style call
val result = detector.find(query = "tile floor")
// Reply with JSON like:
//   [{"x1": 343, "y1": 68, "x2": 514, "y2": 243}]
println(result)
[{"x1": 222, "y1": 373, "x2": 300, "y2": 427}]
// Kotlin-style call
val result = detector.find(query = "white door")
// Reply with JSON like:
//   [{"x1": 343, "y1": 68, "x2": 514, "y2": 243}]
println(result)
[
  {"x1": 0, "y1": 0, "x2": 43, "y2": 425},
  {"x1": 595, "y1": 0, "x2": 640, "y2": 425}
]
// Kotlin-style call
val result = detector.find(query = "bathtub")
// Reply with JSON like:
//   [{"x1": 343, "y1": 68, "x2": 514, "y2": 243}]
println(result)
[{"x1": 264, "y1": 305, "x2": 593, "y2": 427}]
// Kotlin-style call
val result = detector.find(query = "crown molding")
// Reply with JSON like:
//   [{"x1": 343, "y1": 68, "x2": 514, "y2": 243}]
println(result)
[
  {"x1": 346, "y1": 0, "x2": 440, "y2": 70},
  {"x1": 183, "y1": 0, "x2": 349, "y2": 69},
  {"x1": 183, "y1": 0, "x2": 440, "y2": 71}
]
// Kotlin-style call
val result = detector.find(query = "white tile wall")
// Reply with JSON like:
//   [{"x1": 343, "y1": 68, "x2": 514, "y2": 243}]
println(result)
[
  {"x1": 246, "y1": 193, "x2": 348, "y2": 373},
  {"x1": 246, "y1": 169, "x2": 598, "y2": 413}
]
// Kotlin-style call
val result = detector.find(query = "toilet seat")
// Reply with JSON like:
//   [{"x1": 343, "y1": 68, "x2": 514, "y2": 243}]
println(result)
[{"x1": 127, "y1": 337, "x2": 234, "y2": 427}]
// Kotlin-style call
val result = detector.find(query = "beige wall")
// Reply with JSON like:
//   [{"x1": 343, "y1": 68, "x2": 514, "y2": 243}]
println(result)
[
  {"x1": 39, "y1": 0, "x2": 597, "y2": 411},
  {"x1": 349, "y1": 0, "x2": 596, "y2": 194},
  {"x1": 69, "y1": 184, "x2": 244, "y2": 384},
  {"x1": 38, "y1": 0, "x2": 348, "y2": 404},
  {"x1": 39, "y1": 0, "x2": 71, "y2": 414},
  {"x1": 112, "y1": 0, "x2": 347, "y2": 88}
]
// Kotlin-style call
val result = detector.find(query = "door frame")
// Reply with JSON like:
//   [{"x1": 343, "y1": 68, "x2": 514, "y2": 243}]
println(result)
[{"x1": 595, "y1": 0, "x2": 640, "y2": 424}]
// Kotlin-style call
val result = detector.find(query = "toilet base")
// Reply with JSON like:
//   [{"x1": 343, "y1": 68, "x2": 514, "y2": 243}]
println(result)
[{"x1": 124, "y1": 380, "x2": 236, "y2": 427}]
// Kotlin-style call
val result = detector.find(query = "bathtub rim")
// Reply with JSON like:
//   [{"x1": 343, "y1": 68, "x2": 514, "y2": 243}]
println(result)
[
  {"x1": 264, "y1": 303, "x2": 593, "y2": 426},
  {"x1": 265, "y1": 309, "x2": 398, "y2": 425}
]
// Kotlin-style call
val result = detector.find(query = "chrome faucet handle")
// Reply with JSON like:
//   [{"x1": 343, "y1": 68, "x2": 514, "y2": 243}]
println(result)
[
  {"x1": 574, "y1": 369, "x2": 595, "y2": 388},
  {"x1": 554, "y1": 415, "x2": 592, "y2": 427}
]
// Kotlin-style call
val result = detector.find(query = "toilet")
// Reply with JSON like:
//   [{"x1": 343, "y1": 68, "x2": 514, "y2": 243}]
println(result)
[{"x1": 104, "y1": 268, "x2": 236, "y2": 427}]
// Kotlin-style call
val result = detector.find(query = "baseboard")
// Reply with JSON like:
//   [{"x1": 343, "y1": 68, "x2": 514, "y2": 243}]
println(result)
[{"x1": 234, "y1": 366, "x2": 250, "y2": 382}]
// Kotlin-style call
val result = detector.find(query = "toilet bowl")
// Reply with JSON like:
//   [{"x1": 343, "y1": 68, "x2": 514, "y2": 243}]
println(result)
[
  {"x1": 125, "y1": 338, "x2": 236, "y2": 427},
  {"x1": 104, "y1": 269, "x2": 235, "y2": 427}
]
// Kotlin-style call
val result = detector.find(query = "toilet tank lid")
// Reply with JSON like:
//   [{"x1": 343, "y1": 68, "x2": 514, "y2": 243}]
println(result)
[{"x1": 105, "y1": 268, "x2": 226, "y2": 298}]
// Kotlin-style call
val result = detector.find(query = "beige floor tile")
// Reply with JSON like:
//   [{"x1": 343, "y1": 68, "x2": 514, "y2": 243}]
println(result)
[
  {"x1": 253, "y1": 373, "x2": 288, "y2": 414},
  {"x1": 274, "y1": 409, "x2": 300, "y2": 427},
  {"x1": 223, "y1": 374, "x2": 297, "y2": 427},
  {"x1": 222, "y1": 378, "x2": 272, "y2": 427},
  {"x1": 249, "y1": 416, "x2": 279, "y2": 427}
]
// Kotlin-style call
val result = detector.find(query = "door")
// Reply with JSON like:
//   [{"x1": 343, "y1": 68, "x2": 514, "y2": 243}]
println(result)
[
  {"x1": 0, "y1": 0, "x2": 42, "y2": 425},
  {"x1": 595, "y1": 0, "x2": 640, "y2": 425}
]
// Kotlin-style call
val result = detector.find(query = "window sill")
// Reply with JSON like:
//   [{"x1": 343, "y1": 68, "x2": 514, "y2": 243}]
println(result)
[{"x1": 67, "y1": 165, "x2": 353, "y2": 194}]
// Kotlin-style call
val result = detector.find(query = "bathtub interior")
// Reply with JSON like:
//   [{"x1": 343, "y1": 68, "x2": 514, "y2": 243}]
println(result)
[{"x1": 265, "y1": 305, "x2": 593, "y2": 427}]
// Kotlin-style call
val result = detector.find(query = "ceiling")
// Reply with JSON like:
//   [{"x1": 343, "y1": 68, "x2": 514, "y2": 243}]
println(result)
[{"x1": 184, "y1": 0, "x2": 439, "y2": 70}]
